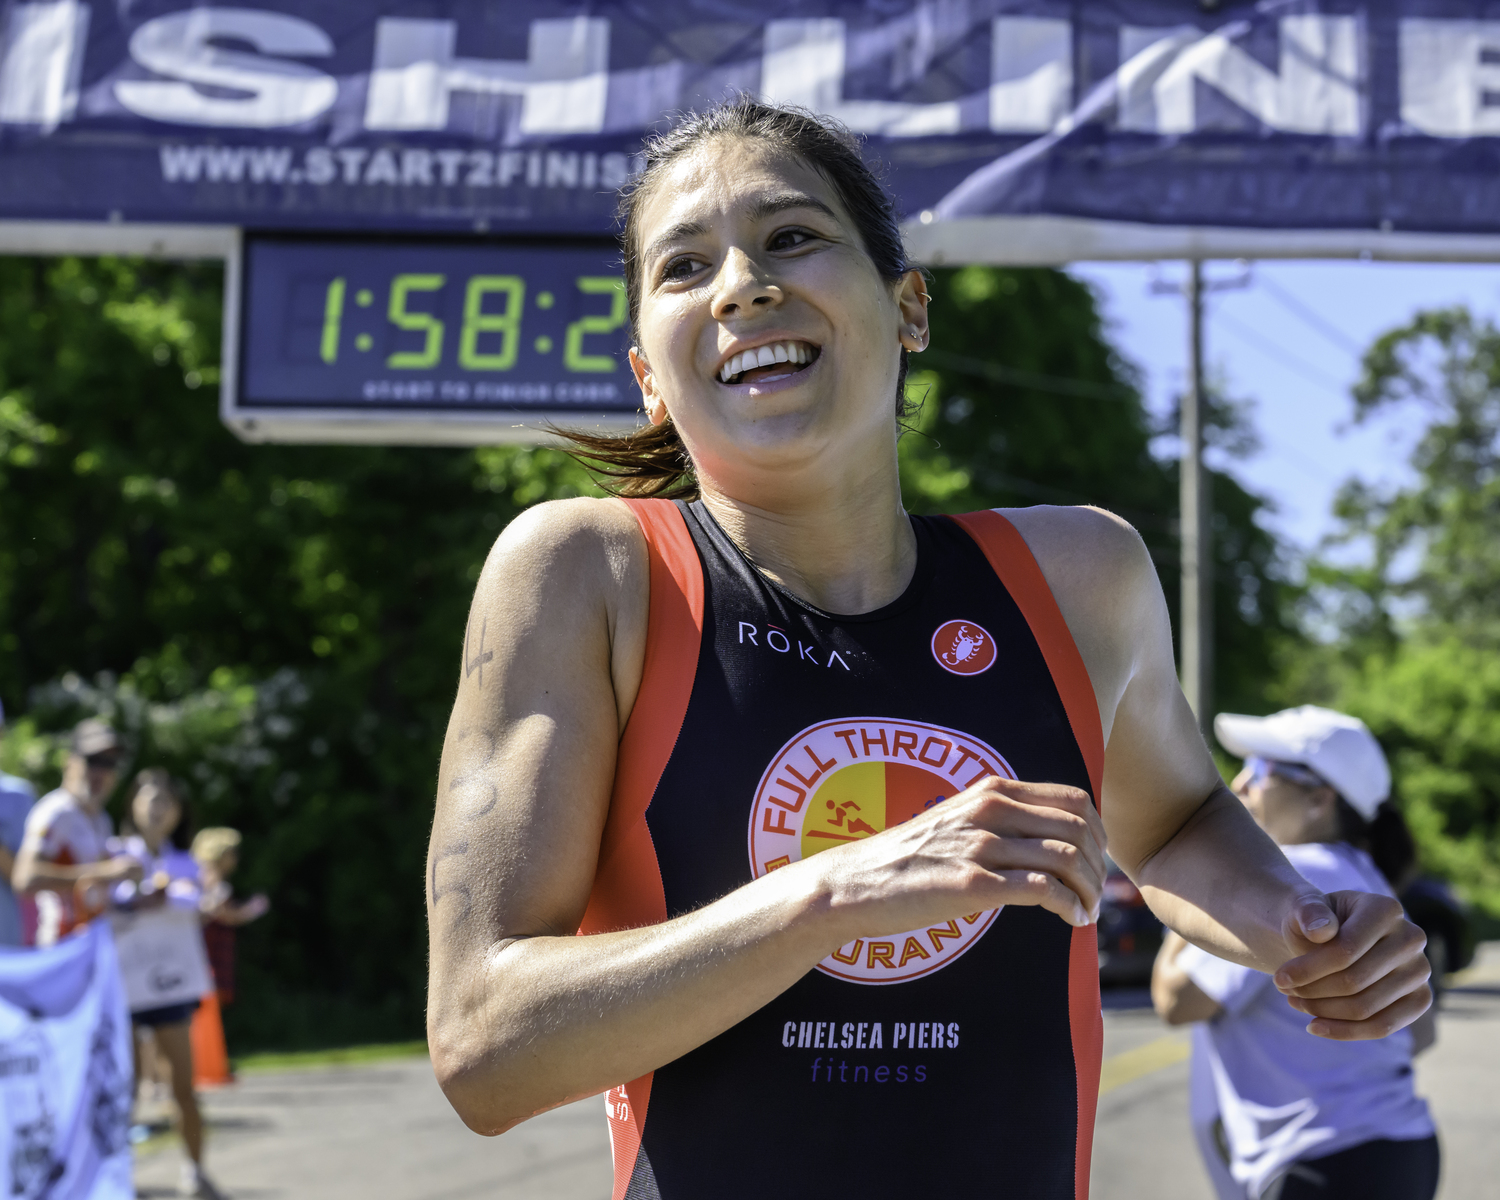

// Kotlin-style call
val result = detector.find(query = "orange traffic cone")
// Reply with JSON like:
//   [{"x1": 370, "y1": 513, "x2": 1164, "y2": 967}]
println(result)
[{"x1": 191, "y1": 992, "x2": 233, "y2": 1088}]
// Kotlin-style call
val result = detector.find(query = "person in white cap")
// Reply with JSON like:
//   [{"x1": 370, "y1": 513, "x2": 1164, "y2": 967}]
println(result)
[{"x1": 1153, "y1": 706, "x2": 1438, "y2": 1200}]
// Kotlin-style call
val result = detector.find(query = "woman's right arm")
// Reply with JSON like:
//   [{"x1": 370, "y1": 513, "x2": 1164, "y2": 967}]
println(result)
[{"x1": 426, "y1": 498, "x2": 1107, "y2": 1136}]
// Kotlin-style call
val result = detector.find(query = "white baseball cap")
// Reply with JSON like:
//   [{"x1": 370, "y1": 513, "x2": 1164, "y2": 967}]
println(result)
[{"x1": 1213, "y1": 705, "x2": 1390, "y2": 821}]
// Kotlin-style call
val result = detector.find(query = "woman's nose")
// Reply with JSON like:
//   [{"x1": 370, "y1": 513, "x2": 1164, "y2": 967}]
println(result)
[{"x1": 711, "y1": 248, "x2": 782, "y2": 320}]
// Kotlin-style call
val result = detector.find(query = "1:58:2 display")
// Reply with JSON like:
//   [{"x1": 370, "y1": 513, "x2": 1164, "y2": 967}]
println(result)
[{"x1": 317, "y1": 273, "x2": 627, "y2": 374}]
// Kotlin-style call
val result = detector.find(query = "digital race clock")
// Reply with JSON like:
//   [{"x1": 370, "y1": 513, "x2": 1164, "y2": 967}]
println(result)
[{"x1": 224, "y1": 235, "x2": 642, "y2": 444}]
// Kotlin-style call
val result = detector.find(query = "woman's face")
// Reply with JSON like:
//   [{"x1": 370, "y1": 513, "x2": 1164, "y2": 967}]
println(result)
[
  {"x1": 132, "y1": 784, "x2": 181, "y2": 843},
  {"x1": 629, "y1": 137, "x2": 926, "y2": 496},
  {"x1": 1231, "y1": 766, "x2": 1334, "y2": 846}
]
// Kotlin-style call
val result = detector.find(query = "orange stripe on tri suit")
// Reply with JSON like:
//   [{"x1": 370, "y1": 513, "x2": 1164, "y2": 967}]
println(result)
[
  {"x1": 949, "y1": 510, "x2": 1105, "y2": 797},
  {"x1": 952, "y1": 508, "x2": 1105, "y2": 1200},
  {"x1": 577, "y1": 498, "x2": 705, "y2": 1200}
]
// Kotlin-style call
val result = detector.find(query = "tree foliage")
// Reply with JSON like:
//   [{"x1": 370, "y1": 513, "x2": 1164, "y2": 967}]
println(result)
[
  {"x1": 0, "y1": 255, "x2": 600, "y2": 1047},
  {"x1": 1284, "y1": 307, "x2": 1500, "y2": 917}
]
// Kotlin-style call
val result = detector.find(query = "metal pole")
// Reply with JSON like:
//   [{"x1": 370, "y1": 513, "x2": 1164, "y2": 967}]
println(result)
[{"x1": 1180, "y1": 260, "x2": 1212, "y2": 732}]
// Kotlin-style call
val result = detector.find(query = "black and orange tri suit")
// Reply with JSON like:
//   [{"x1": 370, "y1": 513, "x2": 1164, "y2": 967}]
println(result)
[{"x1": 579, "y1": 499, "x2": 1104, "y2": 1199}]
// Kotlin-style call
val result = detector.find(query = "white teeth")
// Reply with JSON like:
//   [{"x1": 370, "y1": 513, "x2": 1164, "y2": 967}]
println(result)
[{"x1": 717, "y1": 341, "x2": 816, "y2": 383}]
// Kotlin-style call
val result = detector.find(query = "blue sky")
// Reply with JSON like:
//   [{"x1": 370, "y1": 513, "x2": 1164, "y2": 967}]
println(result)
[{"x1": 1067, "y1": 261, "x2": 1500, "y2": 557}]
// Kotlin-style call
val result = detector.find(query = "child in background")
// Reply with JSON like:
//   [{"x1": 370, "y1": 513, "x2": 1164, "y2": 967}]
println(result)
[{"x1": 191, "y1": 829, "x2": 268, "y2": 1008}]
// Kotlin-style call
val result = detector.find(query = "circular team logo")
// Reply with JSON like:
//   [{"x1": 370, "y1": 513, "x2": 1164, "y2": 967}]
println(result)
[
  {"x1": 931, "y1": 619, "x2": 996, "y2": 676},
  {"x1": 748, "y1": 717, "x2": 1014, "y2": 985}
]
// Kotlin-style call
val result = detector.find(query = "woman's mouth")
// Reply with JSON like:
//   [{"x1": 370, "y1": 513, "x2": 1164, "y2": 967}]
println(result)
[{"x1": 717, "y1": 340, "x2": 821, "y2": 386}]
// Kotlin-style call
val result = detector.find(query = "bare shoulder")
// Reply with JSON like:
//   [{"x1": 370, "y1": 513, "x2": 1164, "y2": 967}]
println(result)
[
  {"x1": 477, "y1": 495, "x2": 645, "y2": 601},
  {"x1": 999, "y1": 504, "x2": 1153, "y2": 595},
  {"x1": 466, "y1": 496, "x2": 650, "y2": 728},
  {"x1": 998, "y1": 505, "x2": 1165, "y2": 732},
  {"x1": 480, "y1": 492, "x2": 645, "y2": 576}
]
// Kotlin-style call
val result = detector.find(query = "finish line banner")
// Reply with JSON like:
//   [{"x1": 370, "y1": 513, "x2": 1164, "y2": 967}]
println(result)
[
  {"x1": 0, "y1": 924, "x2": 133, "y2": 1200},
  {"x1": 4, "y1": 1, "x2": 1500, "y2": 242}
]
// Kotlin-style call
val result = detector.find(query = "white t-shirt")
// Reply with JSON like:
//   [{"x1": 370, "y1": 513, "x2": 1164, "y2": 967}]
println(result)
[
  {"x1": 105, "y1": 837, "x2": 210, "y2": 1015},
  {"x1": 1179, "y1": 842, "x2": 1434, "y2": 1199},
  {"x1": 19, "y1": 789, "x2": 113, "y2": 947}
]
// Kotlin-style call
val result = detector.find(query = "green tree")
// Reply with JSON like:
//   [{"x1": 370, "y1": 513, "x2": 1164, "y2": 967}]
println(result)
[
  {"x1": 0, "y1": 255, "x2": 600, "y2": 1047},
  {"x1": 1284, "y1": 307, "x2": 1500, "y2": 916}
]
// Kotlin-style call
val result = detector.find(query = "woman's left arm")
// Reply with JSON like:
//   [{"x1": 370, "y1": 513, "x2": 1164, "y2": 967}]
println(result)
[{"x1": 1009, "y1": 506, "x2": 1431, "y2": 1042}]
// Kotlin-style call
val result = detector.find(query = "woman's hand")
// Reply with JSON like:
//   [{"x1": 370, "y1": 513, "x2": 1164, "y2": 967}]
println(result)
[
  {"x1": 812, "y1": 776, "x2": 1107, "y2": 943},
  {"x1": 1274, "y1": 890, "x2": 1432, "y2": 1040}
]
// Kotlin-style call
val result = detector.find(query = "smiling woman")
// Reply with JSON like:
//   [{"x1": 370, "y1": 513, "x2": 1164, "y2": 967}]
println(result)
[
  {"x1": 426, "y1": 98, "x2": 1433, "y2": 1200},
  {"x1": 559, "y1": 99, "x2": 919, "y2": 502}
]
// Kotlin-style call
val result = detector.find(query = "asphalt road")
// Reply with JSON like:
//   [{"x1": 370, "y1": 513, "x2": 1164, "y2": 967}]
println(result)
[{"x1": 135, "y1": 944, "x2": 1500, "y2": 1199}]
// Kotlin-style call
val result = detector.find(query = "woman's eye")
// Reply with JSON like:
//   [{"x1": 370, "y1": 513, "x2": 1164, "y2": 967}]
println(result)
[
  {"x1": 661, "y1": 256, "x2": 701, "y2": 282},
  {"x1": 768, "y1": 228, "x2": 816, "y2": 252}
]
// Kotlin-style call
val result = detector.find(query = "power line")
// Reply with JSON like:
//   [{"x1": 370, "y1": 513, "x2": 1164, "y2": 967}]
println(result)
[
  {"x1": 920, "y1": 349, "x2": 1135, "y2": 403},
  {"x1": 1213, "y1": 310, "x2": 1350, "y2": 393},
  {"x1": 1256, "y1": 275, "x2": 1365, "y2": 356}
]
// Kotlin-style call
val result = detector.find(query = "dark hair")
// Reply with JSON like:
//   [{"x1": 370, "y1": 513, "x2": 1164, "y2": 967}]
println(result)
[
  {"x1": 560, "y1": 97, "x2": 916, "y2": 500},
  {"x1": 1335, "y1": 797, "x2": 1418, "y2": 890}
]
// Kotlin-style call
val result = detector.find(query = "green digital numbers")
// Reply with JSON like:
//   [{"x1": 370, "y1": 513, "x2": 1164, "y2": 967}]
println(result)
[
  {"x1": 320, "y1": 277, "x2": 345, "y2": 364},
  {"x1": 458, "y1": 275, "x2": 525, "y2": 371},
  {"x1": 563, "y1": 277, "x2": 627, "y2": 373},
  {"x1": 351, "y1": 270, "x2": 622, "y2": 376},
  {"x1": 386, "y1": 274, "x2": 446, "y2": 369}
]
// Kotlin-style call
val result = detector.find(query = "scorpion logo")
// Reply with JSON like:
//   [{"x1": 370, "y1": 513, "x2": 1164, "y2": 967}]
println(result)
[{"x1": 931, "y1": 619, "x2": 997, "y2": 676}]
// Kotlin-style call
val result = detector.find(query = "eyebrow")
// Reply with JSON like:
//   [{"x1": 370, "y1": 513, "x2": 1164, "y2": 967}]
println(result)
[
  {"x1": 747, "y1": 191, "x2": 840, "y2": 223},
  {"x1": 641, "y1": 192, "x2": 842, "y2": 267}
]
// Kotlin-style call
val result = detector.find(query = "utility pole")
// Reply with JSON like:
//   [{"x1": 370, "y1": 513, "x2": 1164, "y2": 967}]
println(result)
[
  {"x1": 1180, "y1": 261, "x2": 1211, "y2": 732},
  {"x1": 1151, "y1": 260, "x2": 1250, "y2": 735}
]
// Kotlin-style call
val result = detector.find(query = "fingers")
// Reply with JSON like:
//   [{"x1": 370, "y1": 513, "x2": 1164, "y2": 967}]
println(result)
[
  {"x1": 988, "y1": 867, "x2": 1093, "y2": 927},
  {"x1": 959, "y1": 778, "x2": 1106, "y2": 924},
  {"x1": 966, "y1": 779, "x2": 1107, "y2": 881},
  {"x1": 975, "y1": 836, "x2": 1105, "y2": 920},
  {"x1": 1300, "y1": 981, "x2": 1433, "y2": 1042},
  {"x1": 992, "y1": 779, "x2": 1108, "y2": 850},
  {"x1": 830, "y1": 775, "x2": 1106, "y2": 934},
  {"x1": 1271, "y1": 890, "x2": 1433, "y2": 1041},
  {"x1": 1286, "y1": 949, "x2": 1431, "y2": 1023},
  {"x1": 1275, "y1": 891, "x2": 1409, "y2": 992},
  {"x1": 1282, "y1": 917, "x2": 1428, "y2": 1001}
]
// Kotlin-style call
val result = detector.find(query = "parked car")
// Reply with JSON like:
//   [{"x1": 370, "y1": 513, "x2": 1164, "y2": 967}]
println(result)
[{"x1": 1097, "y1": 859, "x2": 1164, "y2": 986}]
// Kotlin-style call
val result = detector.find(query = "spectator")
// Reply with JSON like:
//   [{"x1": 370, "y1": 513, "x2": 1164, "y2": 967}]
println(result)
[
  {"x1": 112, "y1": 769, "x2": 221, "y2": 1200},
  {"x1": 191, "y1": 827, "x2": 269, "y2": 1008},
  {"x1": 1152, "y1": 706, "x2": 1437, "y2": 1200},
  {"x1": 12, "y1": 719, "x2": 141, "y2": 946},
  {"x1": 0, "y1": 699, "x2": 37, "y2": 946}
]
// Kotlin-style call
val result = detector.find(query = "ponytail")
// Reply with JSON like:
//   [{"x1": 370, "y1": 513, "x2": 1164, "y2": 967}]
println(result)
[
  {"x1": 1335, "y1": 797, "x2": 1418, "y2": 891},
  {"x1": 556, "y1": 418, "x2": 698, "y2": 501}
]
